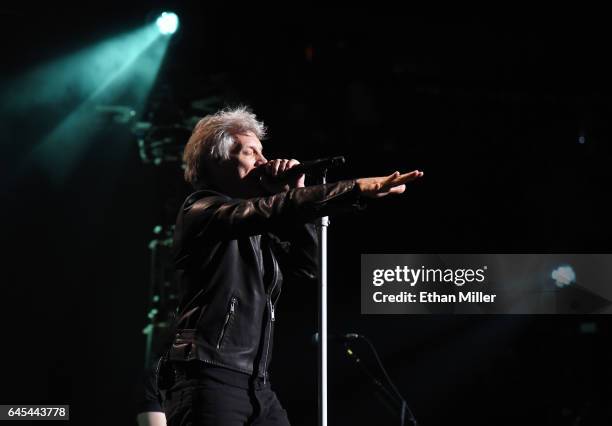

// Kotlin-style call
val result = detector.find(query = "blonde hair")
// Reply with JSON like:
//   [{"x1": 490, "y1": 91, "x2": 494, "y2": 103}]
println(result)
[{"x1": 183, "y1": 106, "x2": 266, "y2": 189}]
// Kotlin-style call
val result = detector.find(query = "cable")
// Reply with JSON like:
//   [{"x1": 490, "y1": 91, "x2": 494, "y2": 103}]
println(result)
[{"x1": 358, "y1": 335, "x2": 418, "y2": 426}]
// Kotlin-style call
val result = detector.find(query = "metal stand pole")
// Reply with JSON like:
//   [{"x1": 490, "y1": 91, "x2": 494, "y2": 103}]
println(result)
[{"x1": 317, "y1": 172, "x2": 329, "y2": 426}]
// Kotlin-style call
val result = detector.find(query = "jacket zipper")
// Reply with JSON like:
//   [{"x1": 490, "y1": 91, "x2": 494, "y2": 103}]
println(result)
[
  {"x1": 263, "y1": 248, "x2": 280, "y2": 384},
  {"x1": 216, "y1": 296, "x2": 237, "y2": 349},
  {"x1": 252, "y1": 235, "x2": 263, "y2": 275},
  {"x1": 271, "y1": 253, "x2": 281, "y2": 313}
]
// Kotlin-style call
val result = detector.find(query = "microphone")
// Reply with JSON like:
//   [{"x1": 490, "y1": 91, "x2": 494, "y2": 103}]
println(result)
[
  {"x1": 311, "y1": 332, "x2": 361, "y2": 345},
  {"x1": 262, "y1": 156, "x2": 346, "y2": 182}
]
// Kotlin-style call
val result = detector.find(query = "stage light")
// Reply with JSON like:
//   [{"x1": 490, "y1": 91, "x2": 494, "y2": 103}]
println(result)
[
  {"x1": 156, "y1": 12, "x2": 179, "y2": 35},
  {"x1": 551, "y1": 265, "x2": 576, "y2": 288},
  {"x1": 4, "y1": 21, "x2": 172, "y2": 185}
]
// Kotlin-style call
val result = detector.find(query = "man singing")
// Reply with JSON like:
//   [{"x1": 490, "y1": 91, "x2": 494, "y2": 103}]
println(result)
[{"x1": 162, "y1": 106, "x2": 423, "y2": 425}]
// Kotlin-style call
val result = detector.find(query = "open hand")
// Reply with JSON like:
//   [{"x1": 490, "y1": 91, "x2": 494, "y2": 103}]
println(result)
[{"x1": 356, "y1": 170, "x2": 423, "y2": 198}]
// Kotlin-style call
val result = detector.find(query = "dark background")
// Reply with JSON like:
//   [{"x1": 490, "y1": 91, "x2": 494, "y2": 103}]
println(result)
[{"x1": 1, "y1": 6, "x2": 611, "y2": 425}]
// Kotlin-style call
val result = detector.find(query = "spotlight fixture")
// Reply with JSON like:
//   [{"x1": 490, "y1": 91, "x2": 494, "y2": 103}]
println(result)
[
  {"x1": 551, "y1": 265, "x2": 576, "y2": 288},
  {"x1": 156, "y1": 12, "x2": 179, "y2": 35}
]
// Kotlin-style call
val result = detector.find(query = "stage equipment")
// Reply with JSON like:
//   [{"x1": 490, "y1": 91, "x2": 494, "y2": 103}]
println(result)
[
  {"x1": 134, "y1": 123, "x2": 192, "y2": 166},
  {"x1": 310, "y1": 157, "x2": 345, "y2": 426},
  {"x1": 156, "y1": 12, "x2": 179, "y2": 35},
  {"x1": 142, "y1": 225, "x2": 180, "y2": 369},
  {"x1": 343, "y1": 334, "x2": 418, "y2": 426}
]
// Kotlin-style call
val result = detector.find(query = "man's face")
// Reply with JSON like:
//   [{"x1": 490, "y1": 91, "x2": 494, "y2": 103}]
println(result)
[
  {"x1": 208, "y1": 131, "x2": 268, "y2": 198},
  {"x1": 230, "y1": 132, "x2": 268, "y2": 179}
]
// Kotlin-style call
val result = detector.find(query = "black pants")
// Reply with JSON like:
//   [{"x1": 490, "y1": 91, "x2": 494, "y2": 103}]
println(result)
[{"x1": 164, "y1": 365, "x2": 290, "y2": 426}]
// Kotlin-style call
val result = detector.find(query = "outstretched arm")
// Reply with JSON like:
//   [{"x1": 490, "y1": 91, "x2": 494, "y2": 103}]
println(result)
[{"x1": 174, "y1": 163, "x2": 423, "y2": 266}]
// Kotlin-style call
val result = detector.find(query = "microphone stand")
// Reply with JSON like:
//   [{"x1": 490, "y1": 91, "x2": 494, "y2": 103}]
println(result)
[
  {"x1": 307, "y1": 155, "x2": 344, "y2": 426},
  {"x1": 343, "y1": 343, "x2": 404, "y2": 417},
  {"x1": 314, "y1": 168, "x2": 329, "y2": 426},
  {"x1": 343, "y1": 342, "x2": 418, "y2": 426},
  {"x1": 300, "y1": 153, "x2": 415, "y2": 425}
]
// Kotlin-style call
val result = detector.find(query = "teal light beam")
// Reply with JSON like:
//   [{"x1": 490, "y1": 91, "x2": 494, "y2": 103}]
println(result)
[{"x1": 14, "y1": 24, "x2": 170, "y2": 184}]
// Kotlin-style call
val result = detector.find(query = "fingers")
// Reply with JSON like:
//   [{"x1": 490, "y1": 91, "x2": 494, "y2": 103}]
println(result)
[
  {"x1": 390, "y1": 170, "x2": 424, "y2": 186},
  {"x1": 287, "y1": 159, "x2": 300, "y2": 168},
  {"x1": 375, "y1": 170, "x2": 422, "y2": 197},
  {"x1": 357, "y1": 169, "x2": 423, "y2": 198},
  {"x1": 380, "y1": 170, "x2": 408, "y2": 191},
  {"x1": 388, "y1": 184, "x2": 406, "y2": 195},
  {"x1": 383, "y1": 171, "x2": 401, "y2": 186},
  {"x1": 264, "y1": 161, "x2": 275, "y2": 175},
  {"x1": 265, "y1": 159, "x2": 286, "y2": 176},
  {"x1": 287, "y1": 159, "x2": 305, "y2": 187},
  {"x1": 376, "y1": 183, "x2": 406, "y2": 198},
  {"x1": 265, "y1": 159, "x2": 301, "y2": 176}
]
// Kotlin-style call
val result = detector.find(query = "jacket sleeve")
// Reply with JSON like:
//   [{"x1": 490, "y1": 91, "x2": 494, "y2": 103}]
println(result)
[
  {"x1": 173, "y1": 180, "x2": 364, "y2": 267},
  {"x1": 269, "y1": 222, "x2": 318, "y2": 284}
]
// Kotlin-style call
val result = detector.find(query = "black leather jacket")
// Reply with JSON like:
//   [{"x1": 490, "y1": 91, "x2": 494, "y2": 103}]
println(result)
[{"x1": 167, "y1": 179, "x2": 363, "y2": 383}]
